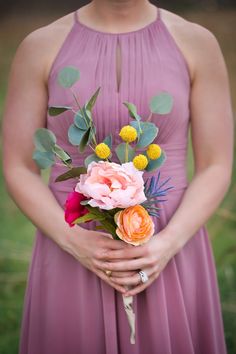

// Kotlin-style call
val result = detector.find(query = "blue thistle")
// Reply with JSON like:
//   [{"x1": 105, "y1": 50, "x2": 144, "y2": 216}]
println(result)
[{"x1": 142, "y1": 172, "x2": 174, "y2": 217}]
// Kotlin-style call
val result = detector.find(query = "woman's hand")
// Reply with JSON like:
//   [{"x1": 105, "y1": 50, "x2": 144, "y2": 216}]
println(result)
[
  {"x1": 62, "y1": 227, "x2": 137, "y2": 294},
  {"x1": 93, "y1": 229, "x2": 178, "y2": 296}
]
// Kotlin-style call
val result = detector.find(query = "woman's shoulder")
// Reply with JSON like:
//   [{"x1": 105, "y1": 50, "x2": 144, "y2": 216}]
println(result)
[
  {"x1": 161, "y1": 8, "x2": 223, "y2": 82},
  {"x1": 12, "y1": 12, "x2": 75, "y2": 82}
]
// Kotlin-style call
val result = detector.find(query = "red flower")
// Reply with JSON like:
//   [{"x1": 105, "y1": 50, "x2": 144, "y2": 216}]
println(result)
[{"x1": 64, "y1": 190, "x2": 89, "y2": 227}]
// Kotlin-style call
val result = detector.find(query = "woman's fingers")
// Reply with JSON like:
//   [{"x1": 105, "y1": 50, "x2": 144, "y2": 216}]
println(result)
[
  {"x1": 109, "y1": 270, "x2": 137, "y2": 278},
  {"x1": 96, "y1": 269, "x2": 127, "y2": 294},
  {"x1": 103, "y1": 244, "x2": 147, "y2": 260},
  {"x1": 110, "y1": 267, "x2": 156, "y2": 286},
  {"x1": 124, "y1": 271, "x2": 159, "y2": 296},
  {"x1": 95, "y1": 257, "x2": 150, "y2": 272}
]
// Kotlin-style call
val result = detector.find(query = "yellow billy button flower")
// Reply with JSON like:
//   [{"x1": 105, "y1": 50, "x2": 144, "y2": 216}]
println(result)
[
  {"x1": 133, "y1": 154, "x2": 148, "y2": 170},
  {"x1": 95, "y1": 143, "x2": 111, "y2": 159},
  {"x1": 146, "y1": 144, "x2": 162, "y2": 160},
  {"x1": 119, "y1": 125, "x2": 137, "y2": 143}
]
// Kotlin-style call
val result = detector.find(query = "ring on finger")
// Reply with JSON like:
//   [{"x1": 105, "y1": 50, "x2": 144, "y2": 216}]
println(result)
[
  {"x1": 104, "y1": 269, "x2": 112, "y2": 277},
  {"x1": 138, "y1": 270, "x2": 149, "y2": 283}
]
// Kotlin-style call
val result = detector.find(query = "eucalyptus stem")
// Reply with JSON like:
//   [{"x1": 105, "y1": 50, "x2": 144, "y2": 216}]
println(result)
[
  {"x1": 70, "y1": 87, "x2": 97, "y2": 146},
  {"x1": 125, "y1": 142, "x2": 129, "y2": 162},
  {"x1": 146, "y1": 111, "x2": 153, "y2": 122}
]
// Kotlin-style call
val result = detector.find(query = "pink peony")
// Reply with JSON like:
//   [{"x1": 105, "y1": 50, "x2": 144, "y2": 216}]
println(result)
[
  {"x1": 64, "y1": 190, "x2": 89, "y2": 227},
  {"x1": 75, "y1": 161, "x2": 146, "y2": 210}
]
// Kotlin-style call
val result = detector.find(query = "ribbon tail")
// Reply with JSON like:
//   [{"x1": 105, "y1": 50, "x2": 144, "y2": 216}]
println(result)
[{"x1": 122, "y1": 292, "x2": 135, "y2": 344}]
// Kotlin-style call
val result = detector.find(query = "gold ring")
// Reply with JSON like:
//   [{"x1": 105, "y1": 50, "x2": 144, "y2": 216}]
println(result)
[{"x1": 105, "y1": 270, "x2": 112, "y2": 277}]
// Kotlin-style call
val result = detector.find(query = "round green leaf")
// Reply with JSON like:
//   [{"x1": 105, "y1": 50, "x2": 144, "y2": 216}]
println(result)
[
  {"x1": 115, "y1": 143, "x2": 135, "y2": 164},
  {"x1": 74, "y1": 111, "x2": 89, "y2": 130},
  {"x1": 57, "y1": 66, "x2": 80, "y2": 88},
  {"x1": 145, "y1": 150, "x2": 166, "y2": 172},
  {"x1": 136, "y1": 122, "x2": 158, "y2": 148},
  {"x1": 32, "y1": 150, "x2": 55, "y2": 169},
  {"x1": 68, "y1": 124, "x2": 87, "y2": 146},
  {"x1": 103, "y1": 134, "x2": 112, "y2": 148},
  {"x1": 149, "y1": 92, "x2": 173, "y2": 114},
  {"x1": 34, "y1": 128, "x2": 56, "y2": 152},
  {"x1": 84, "y1": 154, "x2": 101, "y2": 168}
]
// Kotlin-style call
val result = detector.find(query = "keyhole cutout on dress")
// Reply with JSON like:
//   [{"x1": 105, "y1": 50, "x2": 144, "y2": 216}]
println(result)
[{"x1": 115, "y1": 38, "x2": 122, "y2": 93}]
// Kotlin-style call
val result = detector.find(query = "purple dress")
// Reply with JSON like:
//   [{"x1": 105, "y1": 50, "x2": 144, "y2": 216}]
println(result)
[{"x1": 19, "y1": 6, "x2": 227, "y2": 354}]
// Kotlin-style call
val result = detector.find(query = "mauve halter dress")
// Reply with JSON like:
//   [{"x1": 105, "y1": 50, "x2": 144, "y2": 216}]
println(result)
[{"x1": 19, "y1": 6, "x2": 227, "y2": 354}]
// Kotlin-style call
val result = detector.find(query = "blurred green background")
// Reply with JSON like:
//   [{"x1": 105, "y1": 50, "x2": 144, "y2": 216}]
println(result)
[{"x1": 0, "y1": 1, "x2": 235, "y2": 353}]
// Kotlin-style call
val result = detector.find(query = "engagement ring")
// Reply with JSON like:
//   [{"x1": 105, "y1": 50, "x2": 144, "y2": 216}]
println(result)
[{"x1": 138, "y1": 270, "x2": 149, "y2": 283}]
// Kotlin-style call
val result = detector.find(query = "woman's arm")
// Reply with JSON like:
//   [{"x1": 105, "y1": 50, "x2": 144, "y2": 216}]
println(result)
[
  {"x1": 93, "y1": 23, "x2": 234, "y2": 295},
  {"x1": 2, "y1": 25, "x2": 131, "y2": 294}
]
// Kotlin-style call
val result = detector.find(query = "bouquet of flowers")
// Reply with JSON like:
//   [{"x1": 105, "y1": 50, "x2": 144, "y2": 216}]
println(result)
[{"x1": 32, "y1": 66, "x2": 173, "y2": 344}]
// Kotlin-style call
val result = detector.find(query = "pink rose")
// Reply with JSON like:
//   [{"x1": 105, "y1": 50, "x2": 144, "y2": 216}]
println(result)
[
  {"x1": 75, "y1": 161, "x2": 146, "y2": 210},
  {"x1": 64, "y1": 190, "x2": 89, "y2": 227}
]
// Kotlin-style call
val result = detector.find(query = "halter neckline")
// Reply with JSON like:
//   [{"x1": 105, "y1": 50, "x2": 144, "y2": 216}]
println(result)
[{"x1": 74, "y1": 6, "x2": 161, "y2": 36}]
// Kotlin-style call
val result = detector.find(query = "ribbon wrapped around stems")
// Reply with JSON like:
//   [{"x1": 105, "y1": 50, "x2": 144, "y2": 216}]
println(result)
[{"x1": 122, "y1": 287, "x2": 135, "y2": 344}]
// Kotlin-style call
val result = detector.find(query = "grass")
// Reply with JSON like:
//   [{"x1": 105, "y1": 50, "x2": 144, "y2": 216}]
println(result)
[{"x1": 0, "y1": 8, "x2": 235, "y2": 354}]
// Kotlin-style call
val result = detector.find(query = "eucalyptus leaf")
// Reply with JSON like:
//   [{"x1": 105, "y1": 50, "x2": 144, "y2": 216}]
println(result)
[
  {"x1": 57, "y1": 66, "x2": 80, "y2": 88},
  {"x1": 55, "y1": 166, "x2": 87, "y2": 182},
  {"x1": 79, "y1": 127, "x2": 91, "y2": 153},
  {"x1": 103, "y1": 134, "x2": 112, "y2": 148},
  {"x1": 130, "y1": 121, "x2": 142, "y2": 138},
  {"x1": 115, "y1": 143, "x2": 135, "y2": 164},
  {"x1": 149, "y1": 92, "x2": 173, "y2": 114},
  {"x1": 34, "y1": 128, "x2": 56, "y2": 152},
  {"x1": 84, "y1": 154, "x2": 101, "y2": 168},
  {"x1": 145, "y1": 150, "x2": 166, "y2": 172},
  {"x1": 68, "y1": 124, "x2": 86, "y2": 146},
  {"x1": 48, "y1": 106, "x2": 72, "y2": 116},
  {"x1": 123, "y1": 101, "x2": 141, "y2": 121},
  {"x1": 32, "y1": 150, "x2": 55, "y2": 169},
  {"x1": 74, "y1": 111, "x2": 89, "y2": 130},
  {"x1": 136, "y1": 122, "x2": 158, "y2": 148},
  {"x1": 89, "y1": 124, "x2": 96, "y2": 143},
  {"x1": 52, "y1": 145, "x2": 72, "y2": 164},
  {"x1": 85, "y1": 87, "x2": 101, "y2": 112}
]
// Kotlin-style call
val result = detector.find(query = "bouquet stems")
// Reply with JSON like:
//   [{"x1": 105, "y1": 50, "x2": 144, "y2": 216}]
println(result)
[{"x1": 122, "y1": 287, "x2": 135, "y2": 344}]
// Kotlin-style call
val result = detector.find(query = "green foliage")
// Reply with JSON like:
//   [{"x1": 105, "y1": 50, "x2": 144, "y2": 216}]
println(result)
[
  {"x1": 149, "y1": 92, "x2": 173, "y2": 114},
  {"x1": 52, "y1": 145, "x2": 72, "y2": 164},
  {"x1": 145, "y1": 150, "x2": 166, "y2": 171},
  {"x1": 85, "y1": 87, "x2": 101, "y2": 112},
  {"x1": 33, "y1": 128, "x2": 56, "y2": 152},
  {"x1": 48, "y1": 106, "x2": 72, "y2": 116},
  {"x1": 55, "y1": 166, "x2": 87, "y2": 182},
  {"x1": 32, "y1": 150, "x2": 55, "y2": 169},
  {"x1": 130, "y1": 121, "x2": 158, "y2": 148},
  {"x1": 68, "y1": 124, "x2": 87, "y2": 146},
  {"x1": 74, "y1": 111, "x2": 89, "y2": 130},
  {"x1": 115, "y1": 143, "x2": 135, "y2": 164},
  {"x1": 123, "y1": 101, "x2": 141, "y2": 121},
  {"x1": 57, "y1": 66, "x2": 80, "y2": 88},
  {"x1": 84, "y1": 154, "x2": 101, "y2": 168},
  {"x1": 103, "y1": 134, "x2": 112, "y2": 148}
]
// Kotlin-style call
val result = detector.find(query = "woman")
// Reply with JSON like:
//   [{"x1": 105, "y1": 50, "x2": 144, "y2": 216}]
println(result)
[{"x1": 2, "y1": 0, "x2": 233, "y2": 353}]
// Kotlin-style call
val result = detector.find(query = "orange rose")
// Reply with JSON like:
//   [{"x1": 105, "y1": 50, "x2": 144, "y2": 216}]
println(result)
[{"x1": 114, "y1": 205, "x2": 155, "y2": 246}]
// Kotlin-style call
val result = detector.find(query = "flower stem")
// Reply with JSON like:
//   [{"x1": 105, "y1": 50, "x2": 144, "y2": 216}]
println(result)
[{"x1": 125, "y1": 142, "x2": 129, "y2": 162}]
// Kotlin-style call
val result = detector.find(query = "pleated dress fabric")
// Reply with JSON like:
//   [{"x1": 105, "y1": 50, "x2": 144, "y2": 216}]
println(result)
[{"x1": 19, "y1": 6, "x2": 227, "y2": 354}]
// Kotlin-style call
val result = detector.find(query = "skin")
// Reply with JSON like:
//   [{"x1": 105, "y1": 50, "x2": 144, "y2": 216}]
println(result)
[{"x1": 2, "y1": 0, "x2": 234, "y2": 297}]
